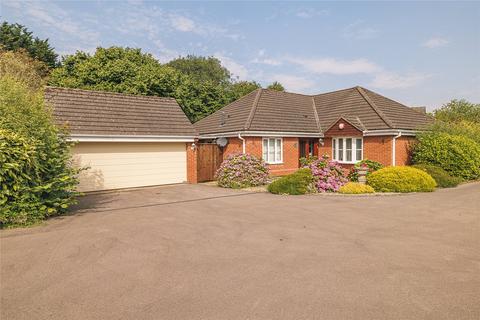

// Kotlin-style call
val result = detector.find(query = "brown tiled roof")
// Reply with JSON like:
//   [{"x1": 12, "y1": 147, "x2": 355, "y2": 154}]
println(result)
[
  {"x1": 195, "y1": 86, "x2": 432, "y2": 135},
  {"x1": 360, "y1": 88, "x2": 432, "y2": 130},
  {"x1": 45, "y1": 87, "x2": 196, "y2": 137},
  {"x1": 194, "y1": 89, "x2": 320, "y2": 134}
]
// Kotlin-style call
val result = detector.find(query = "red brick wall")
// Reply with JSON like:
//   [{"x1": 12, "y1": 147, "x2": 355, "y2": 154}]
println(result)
[
  {"x1": 222, "y1": 137, "x2": 300, "y2": 176},
  {"x1": 186, "y1": 142, "x2": 197, "y2": 183},
  {"x1": 364, "y1": 136, "x2": 393, "y2": 166},
  {"x1": 395, "y1": 136, "x2": 416, "y2": 166}
]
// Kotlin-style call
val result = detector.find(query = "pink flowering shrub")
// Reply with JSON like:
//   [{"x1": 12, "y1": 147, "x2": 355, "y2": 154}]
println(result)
[
  {"x1": 305, "y1": 155, "x2": 348, "y2": 192},
  {"x1": 216, "y1": 153, "x2": 269, "y2": 189}
]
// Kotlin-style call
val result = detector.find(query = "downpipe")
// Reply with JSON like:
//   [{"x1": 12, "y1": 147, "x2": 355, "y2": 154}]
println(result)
[
  {"x1": 392, "y1": 131, "x2": 402, "y2": 166},
  {"x1": 238, "y1": 132, "x2": 246, "y2": 154}
]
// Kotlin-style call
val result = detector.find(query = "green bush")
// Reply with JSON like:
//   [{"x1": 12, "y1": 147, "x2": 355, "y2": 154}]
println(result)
[
  {"x1": 367, "y1": 166, "x2": 437, "y2": 193},
  {"x1": 411, "y1": 164, "x2": 463, "y2": 188},
  {"x1": 347, "y1": 159, "x2": 384, "y2": 182},
  {"x1": 0, "y1": 76, "x2": 80, "y2": 227},
  {"x1": 268, "y1": 168, "x2": 314, "y2": 195},
  {"x1": 339, "y1": 182, "x2": 375, "y2": 194},
  {"x1": 299, "y1": 156, "x2": 318, "y2": 167},
  {"x1": 412, "y1": 132, "x2": 480, "y2": 180}
]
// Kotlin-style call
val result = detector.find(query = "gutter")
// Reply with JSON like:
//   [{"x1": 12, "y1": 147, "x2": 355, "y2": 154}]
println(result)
[
  {"x1": 392, "y1": 131, "x2": 402, "y2": 166},
  {"x1": 69, "y1": 134, "x2": 195, "y2": 143},
  {"x1": 199, "y1": 131, "x2": 323, "y2": 139},
  {"x1": 238, "y1": 132, "x2": 246, "y2": 154},
  {"x1": 363, "y1": 129, "x2": 417, "y2": 137}
]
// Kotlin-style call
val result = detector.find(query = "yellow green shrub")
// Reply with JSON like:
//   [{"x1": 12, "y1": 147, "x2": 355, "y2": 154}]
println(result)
[
  {"x1": 339, "y1": 182, "x2": 375, "y2": 194},
  {"x1": 367, "y1": 166, "x2": 437, "y2": 193}
]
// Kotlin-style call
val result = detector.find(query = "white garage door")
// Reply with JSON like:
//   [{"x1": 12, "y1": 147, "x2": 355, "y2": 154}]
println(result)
[{"x1": 73, "y1": 142, "x2": 187, "y2": 192}]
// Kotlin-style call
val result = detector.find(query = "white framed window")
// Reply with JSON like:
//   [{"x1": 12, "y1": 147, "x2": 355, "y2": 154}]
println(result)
[
  {"x1": 332, "y1": 137, "x2": 363, "y2": 163},
  {"x1": 262, "y1": 138, "x2": 283, "y2": 164}
]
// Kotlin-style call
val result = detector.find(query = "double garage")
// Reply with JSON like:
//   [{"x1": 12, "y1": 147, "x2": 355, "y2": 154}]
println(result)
[
  {"x1": 73, "y1": 142, "x2": 188, "y2": 192},
  {"x1": 47, "y1": 86, "x2": 196, "y2": 192}
]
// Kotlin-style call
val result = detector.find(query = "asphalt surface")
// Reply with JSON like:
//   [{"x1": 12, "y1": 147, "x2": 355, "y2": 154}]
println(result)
[{"x1": 1, "y1": 183, "x2": 479, "y2": 320}]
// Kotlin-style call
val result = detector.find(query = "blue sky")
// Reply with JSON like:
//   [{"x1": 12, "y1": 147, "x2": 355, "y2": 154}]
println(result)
[{"x1": 3, "y1": 1, "x2": 479, "y2": 110}]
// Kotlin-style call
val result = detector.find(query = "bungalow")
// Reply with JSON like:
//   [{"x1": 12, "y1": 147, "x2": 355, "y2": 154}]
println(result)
[
  {"x1": 48, "y1": 85, "x2": 431, "y2": 191},
  {"x1": 194, "y1": 86, "x2": 432, "y2": 178}
]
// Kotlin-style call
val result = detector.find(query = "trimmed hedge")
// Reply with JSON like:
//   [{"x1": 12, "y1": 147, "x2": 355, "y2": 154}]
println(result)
[
  {"x1": 216, "y1": 153, "x2": 269, "y2": 189},
  {"x1": 367, "y1": 166, "x2": 437, "y2": 193},
  {"x1": 412, "y1": 132, "x2": 480, "y2": 180},
  {"x1": 412, "y1": 164, "x2": 462, "y2": 188},
  {"x1": 268, "y1": 168, "x2": 314, "y2": 195},
  {"x1": 339, "y1": 182, "x2": 375, "y2": 194}
]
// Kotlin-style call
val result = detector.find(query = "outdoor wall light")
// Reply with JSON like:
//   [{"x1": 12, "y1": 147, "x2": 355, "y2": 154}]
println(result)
[
  {"x1": 319, "y1": 138, "x2": 324, "y2": 146},
  {"x1": 339, "y1": 123, "x2": 345, "y2": 130}
]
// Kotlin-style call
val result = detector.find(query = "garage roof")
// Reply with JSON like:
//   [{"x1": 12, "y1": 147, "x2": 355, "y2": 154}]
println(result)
[{"x1": 46, "y1": 87, "x2": 196, "y2": 137}]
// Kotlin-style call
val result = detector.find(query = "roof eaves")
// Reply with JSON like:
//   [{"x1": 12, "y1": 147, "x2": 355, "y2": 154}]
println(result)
[
  {"x1": 244, "y1": 88, "x2": 262, "y2": 130},
  {"x1": 356, "y1": 86, "x2": 395, "y2": 129}
]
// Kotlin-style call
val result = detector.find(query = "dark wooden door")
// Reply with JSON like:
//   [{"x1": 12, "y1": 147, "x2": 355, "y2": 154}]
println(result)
[{"x1": 197, "y1": 143, "x2": 223, "y2": 182}]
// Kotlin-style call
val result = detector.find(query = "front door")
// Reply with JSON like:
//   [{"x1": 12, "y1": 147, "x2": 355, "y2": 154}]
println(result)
[{"x1": 299, "y1": 139, "x2": 318, "y2": 162}]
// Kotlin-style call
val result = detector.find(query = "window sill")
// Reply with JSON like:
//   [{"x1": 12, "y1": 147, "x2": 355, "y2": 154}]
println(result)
[
  {"x1": 266, "y1": 162, "x2": 284, "y2": 165},
  {"x1": 335, "y1": 161, "x2": 360, "y2": 165}
]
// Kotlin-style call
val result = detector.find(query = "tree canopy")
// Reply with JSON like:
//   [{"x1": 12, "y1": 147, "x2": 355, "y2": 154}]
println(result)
[
  {"x1": 167, "y1": 55, "x2": 231, "y2": 85},
  {"x1": 0, "y1": 22, "x2": 58, "y2": 69},
  {"x1": 434, "y1": 99, "x2": 480, "y2": 124},
  {"x1": 267, "y1": 81, "x2": 285, "y2": 91}
]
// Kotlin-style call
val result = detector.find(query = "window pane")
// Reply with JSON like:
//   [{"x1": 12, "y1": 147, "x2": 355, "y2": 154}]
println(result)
[
  {"x1": 263, "y1": 139, "x2": 268, "y2": 160},
  {"x1": 268, "y1": 139, "x2": 275, "y2": 161},
  {"x1": 333, "y1": 139, "x2": 337, "y2": 160},
  {"x1": 338, "y1": 138, "x2": 344, "y2": 161},
  {"x1": 275, "y1": 139, "x2": 282, "y2": 162},
  {"x1": 346, "y1": 138, "x2": 352, "y2": 162},
  {"x1": 356, "y1": 139, "x2": 362, "y2": 161}
]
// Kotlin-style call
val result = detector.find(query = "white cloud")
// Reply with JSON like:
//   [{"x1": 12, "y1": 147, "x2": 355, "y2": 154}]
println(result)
[
  {"x1": 343, "y1": 21, "x2": 379, "y2": 40},
  {"x1": 286, "y1": 57, "x2": 381, "y2": 75},
  {"x1": 422, "y1": 37, "x2": 449, "y2": 48},
  {"x1": 7, "y1": 1, "x2": 99, "y2": 43},
  {"x1": 270, "y1": 74, "x2": 316, "y2": 91},
  {"x1": 370, "y1": 72, "x2": 431, "y2": 89},
  {"x1": 169, "y1": 14, "x2": 196, "y2": 32},
  {"x1": 295, "y1": 8, "x2": 329, "y2": 19},
  {"x1": 215, "y1": 53, "x2": 248, "y2": 80},
  {"x1": 252, "y1": 58, "x2": 282, "y2": 66}
]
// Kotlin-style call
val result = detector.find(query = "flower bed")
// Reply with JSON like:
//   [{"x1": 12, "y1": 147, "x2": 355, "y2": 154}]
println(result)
[
  {"x1": 216, "y1": 153, "x2": 269, "y2": 189},
  {"x1": 305, "y1": 156, "x2": 348, "y2": 192}
]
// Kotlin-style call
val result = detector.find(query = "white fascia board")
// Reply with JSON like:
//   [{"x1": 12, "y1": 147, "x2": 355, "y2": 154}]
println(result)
[
  {"x1": 70, "y1": 134, "x2": 195, "y2": 142},
  {"x1": 199, "y1": 131, "x2": 323, "y2": 139},
  {"x1": 363, "y1": 129, "x2": 417, "y2": 137}
]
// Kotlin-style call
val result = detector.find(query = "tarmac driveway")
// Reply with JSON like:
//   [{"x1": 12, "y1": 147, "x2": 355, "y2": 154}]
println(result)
[{"x1": 1, "y1": 183, "x2": 479, "y2": 320}]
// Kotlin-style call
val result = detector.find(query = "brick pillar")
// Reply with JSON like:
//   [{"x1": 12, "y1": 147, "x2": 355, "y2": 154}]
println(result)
[{"x1": 186, "y1": 141, "x2": 198, "y2": 183}]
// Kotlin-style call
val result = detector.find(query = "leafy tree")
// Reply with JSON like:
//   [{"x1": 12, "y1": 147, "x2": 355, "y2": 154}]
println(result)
[
  {"x1": 267, "y1": 81, "x2": 285, "y2": 92},
  {"x1": 175, "y1": 79, "x2": 230, "y2": 122},
  {"x1": 49, "y1": 47, "x2": 183, "y2": 97},
  {"x1": 229, "y1": 80, "x2": 261, "y2": 100},
  {"x1": 0, "y1": 22, "x2": 58, "y2": 69},
  {"x1": 0, "y1": 49, "x2": 47, "y2": 90},
  {"x1": 167, "y1": 55, "x2": 231, "y2": 85},
  {"x1": 434, "y1": 99, "x2": 480, "y2": 124}
]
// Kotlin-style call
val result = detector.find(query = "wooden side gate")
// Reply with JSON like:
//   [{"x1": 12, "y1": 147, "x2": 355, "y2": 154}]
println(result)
[{"x1": 197, "y1": 143, "x2": 223, "y2": 182}]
